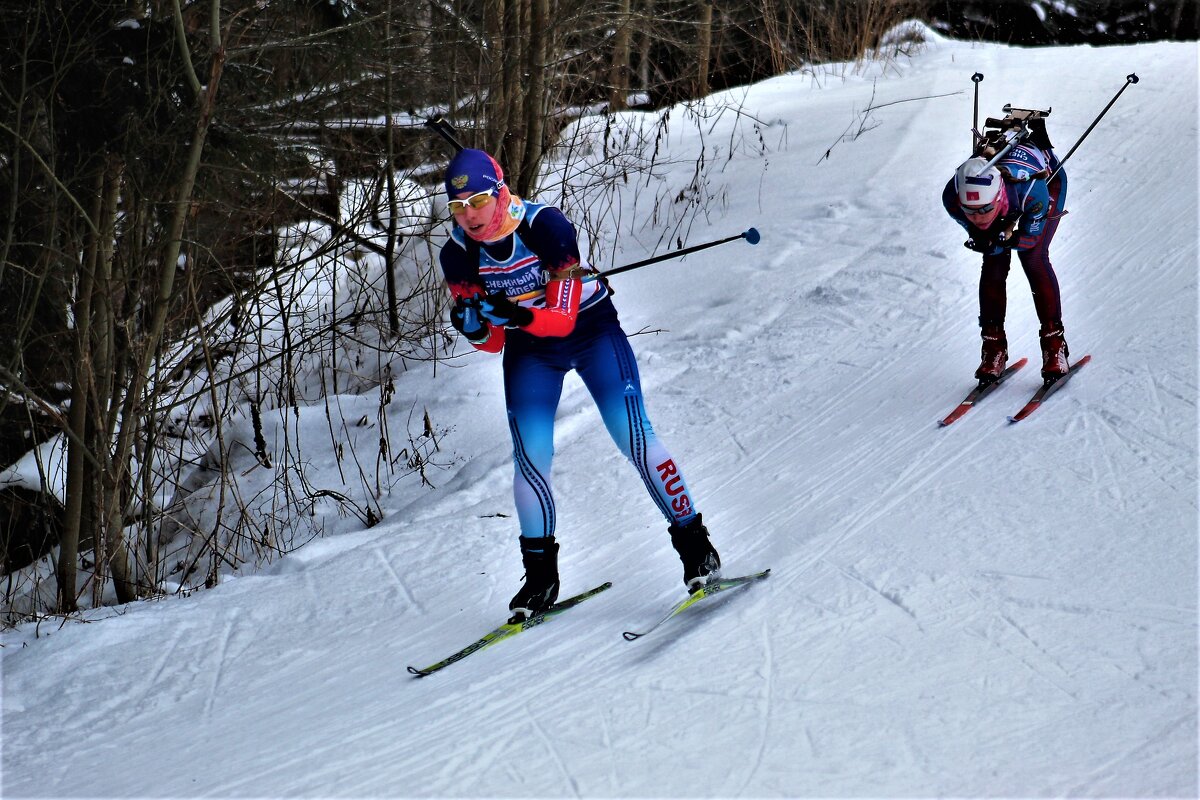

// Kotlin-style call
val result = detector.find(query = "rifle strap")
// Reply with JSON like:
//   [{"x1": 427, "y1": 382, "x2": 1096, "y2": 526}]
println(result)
[{"x1": 463, "y1": 218, "x2": 533, "y2": 290}]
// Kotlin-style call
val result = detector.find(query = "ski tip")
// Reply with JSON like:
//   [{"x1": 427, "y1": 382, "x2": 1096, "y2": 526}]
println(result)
[
  {"x1": 621, "y1": 631, "x2": 643, "y2": 641},
  {"x1": 1009, "y1": 404, "x2": 1036, "y2": 423},
  {"x1": 1011, "y1": 356, "x2": 1029, "y2": 369},
  {"x1": 407, "y1": 666, "x2": 430, "y2": 677}
]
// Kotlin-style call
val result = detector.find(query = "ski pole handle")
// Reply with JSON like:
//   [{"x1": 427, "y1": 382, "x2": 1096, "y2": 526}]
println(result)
[
  {"x1": 1047, "y1": 73, "x2": 1139, "y2": 184},
  {"x1": 598, "y1": 228, "x2": 761, "y2": 278}
]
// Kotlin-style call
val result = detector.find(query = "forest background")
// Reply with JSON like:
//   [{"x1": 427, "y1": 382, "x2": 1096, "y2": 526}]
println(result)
[{"x1": 0, "y1": 0, "x2": 1196, "y2": 620}]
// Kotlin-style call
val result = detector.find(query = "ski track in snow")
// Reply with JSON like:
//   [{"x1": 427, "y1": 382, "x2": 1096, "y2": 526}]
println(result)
[
  {"x1": 731, "y1": 618, "x2": 775, "y2": 796},
  {"x1": 2, "y1": 32, "x2": 1197, "y2": 799}
]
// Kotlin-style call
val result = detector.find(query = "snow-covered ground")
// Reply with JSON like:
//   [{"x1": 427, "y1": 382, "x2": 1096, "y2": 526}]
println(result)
[{"x1": 3, "y1": 27, "x2": 1197, "y2": 797}]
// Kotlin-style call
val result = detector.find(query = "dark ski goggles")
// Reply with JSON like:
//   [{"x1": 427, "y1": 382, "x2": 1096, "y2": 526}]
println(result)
[{"x1": 962, "y1": 200, "x2": 998, "y2": 217}]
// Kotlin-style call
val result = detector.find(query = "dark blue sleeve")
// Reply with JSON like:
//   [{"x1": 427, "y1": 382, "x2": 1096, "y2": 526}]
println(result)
[
  {"x1": 1016, "y1": 181, "x2": 1051, "y2": 235},
  {"x1": 439, "y1": 237, "x2": 485, "y2": 299},
  {"x1": 1052, "y1": 168, "x2": 1068, "y2": 211},
  {"x1": 1011, "y1": 180, "x2": 1053, "y2": 249},
  {"x1": 943, "y1": 178, "x2": 971, "y2": 234},
  {"x1": 523, "y1": 207, "x2": 582, "y2": 273}
]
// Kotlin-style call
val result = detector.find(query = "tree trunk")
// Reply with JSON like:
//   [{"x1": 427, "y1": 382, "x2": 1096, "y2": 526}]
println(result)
[
  {"x1": 504, "y1": 0, "x2": 527, "y2": 170},
  {"x1": 638, "y1": 0, "x2": 653, "y2": 91},
  {"x1": 94, "y1": 154, "x2": 138, "y2": 604},
  {"x1": 483, "y1": 0, "x2": 507, "y2": 155},
  {"x1": 695, "y1": 0, "x2": 713, "y2": 98},
  {"x1": 609, "y1": 0, "x2": 632, "y2": 110},
  {"x1": 760, "y1": 0, "x2": 787, "y2": 74},
  {"x1": 518, "y1": 0, "x2": 549, "y2": 197},
  {"x1": 485, "y1": 0, "x2": 528, "y2": 171},
  {"x1": 57, "y1": 166, "x2": 105, "y2": 613},
  {"x1": 383, "y1": 0, "x2": 400, "y2": 334},
  {"x1": 105, "y1": 2, "x2": 227, "y2": 604},
  {"x1": 89, "y1": 155, "x2": 123, "y2": 607}
]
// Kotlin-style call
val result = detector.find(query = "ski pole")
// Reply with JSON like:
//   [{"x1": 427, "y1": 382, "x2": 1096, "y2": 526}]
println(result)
[
  {"x1": 598, "y1": 228, "x2": 761, "y2": 278},
  {"x1": 1047, "y1": 73, "x2": 1139, "y2": 183},
  {"x1": 425, "y1": 116, "x2": 466, "y2": 152},
  {"x1": 971, "y1": 72, "x2": 984, "y2": 151}
]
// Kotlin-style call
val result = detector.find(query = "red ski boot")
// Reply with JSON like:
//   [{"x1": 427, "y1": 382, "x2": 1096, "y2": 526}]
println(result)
[
  {"x1": 1040, "y1": 323, "x2": 1070, "y2": 382},
  {"x1": 975, "y1": 325, "x2": 1008, "y2": 384}
]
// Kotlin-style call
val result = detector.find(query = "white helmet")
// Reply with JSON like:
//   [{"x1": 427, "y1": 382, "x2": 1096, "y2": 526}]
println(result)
[{"x1": 954, "y1": 157, "x2": 1003, "y2": 208}]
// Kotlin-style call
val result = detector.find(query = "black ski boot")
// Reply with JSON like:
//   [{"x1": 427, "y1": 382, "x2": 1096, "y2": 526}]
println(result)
[
  {"x1": 508, "y1": 535, "x2": 561, "y2": 621},
  {"x1": 668, "y1": 514, "x2": 721, "y2": 592}
]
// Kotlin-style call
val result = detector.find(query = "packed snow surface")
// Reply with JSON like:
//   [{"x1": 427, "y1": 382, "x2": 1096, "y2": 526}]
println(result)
[{"x1": 3, "y1": 28, "x2": 1196, "y2": 798}]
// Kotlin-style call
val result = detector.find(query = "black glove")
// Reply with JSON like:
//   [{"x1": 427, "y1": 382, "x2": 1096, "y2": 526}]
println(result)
[
  {"x1": 479, "y1": 292, "x2": 534, "y2": 328},
  {"x1": 964, "y1": 232, "x2": 1015, "y2": 253},
  {"x1": 450, "y1": 295, "x2": 490, "y2": 341},
  {"x1": 994, "y1": 230, "x2": 1017, "y2": 249}
]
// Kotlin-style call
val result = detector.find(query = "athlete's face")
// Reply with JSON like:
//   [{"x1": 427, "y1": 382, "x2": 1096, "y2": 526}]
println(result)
[
  {"x1": 961, "y1": 184, "x2": 1008, "y2": 230},
  {"x1": 450, "y1": 189, "x2": 497, "y2": 238},
  {"x1": 962, "y1": 199, "x2": 1002, "y2": 229}
]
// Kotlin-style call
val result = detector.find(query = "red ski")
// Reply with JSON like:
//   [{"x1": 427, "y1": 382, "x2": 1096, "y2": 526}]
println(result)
[
  {"x1": 938, "y1": 357, "x2": 1029, "y2": 427},
  {"x1": 1009, "y1": 354, "x2": 1092, "y2": 422}
]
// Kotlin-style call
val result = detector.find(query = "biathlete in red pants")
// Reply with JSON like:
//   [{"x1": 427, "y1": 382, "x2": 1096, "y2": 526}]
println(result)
[{"x1": 943, "y1": 141, "x2": 1071, "y2": 384}]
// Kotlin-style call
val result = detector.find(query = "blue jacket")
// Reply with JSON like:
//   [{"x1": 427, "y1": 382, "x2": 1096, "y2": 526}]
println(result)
[{"x1": 943, "y1": 145, "x2": 1067, "y2": 254}]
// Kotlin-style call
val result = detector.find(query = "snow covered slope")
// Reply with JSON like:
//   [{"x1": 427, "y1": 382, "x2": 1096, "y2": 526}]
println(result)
[{"x1": 3, "y1": 29, "x2": 1196, "y2": 797}]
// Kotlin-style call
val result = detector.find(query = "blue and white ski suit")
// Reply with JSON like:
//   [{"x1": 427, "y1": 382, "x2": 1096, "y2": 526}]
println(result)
[{"x1": 440, "y1": 200, "x2": 700, "y2": 541}]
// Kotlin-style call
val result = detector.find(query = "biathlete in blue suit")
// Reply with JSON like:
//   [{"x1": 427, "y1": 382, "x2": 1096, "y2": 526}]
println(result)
[
  {"x1": 438, "y1": 149, "x2": 720, "y2": 620},
  {"x1": 943, "y1": 140, "x2": 1071, "y2": 383}
]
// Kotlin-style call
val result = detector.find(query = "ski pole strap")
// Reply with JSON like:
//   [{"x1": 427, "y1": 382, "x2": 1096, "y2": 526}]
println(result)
[
  {"x1": 550, "y1": 265, "x2": 596, "y2": 281},
  {"x1": 462, "y1": 218, "x2": 534, "y2": 289}
]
